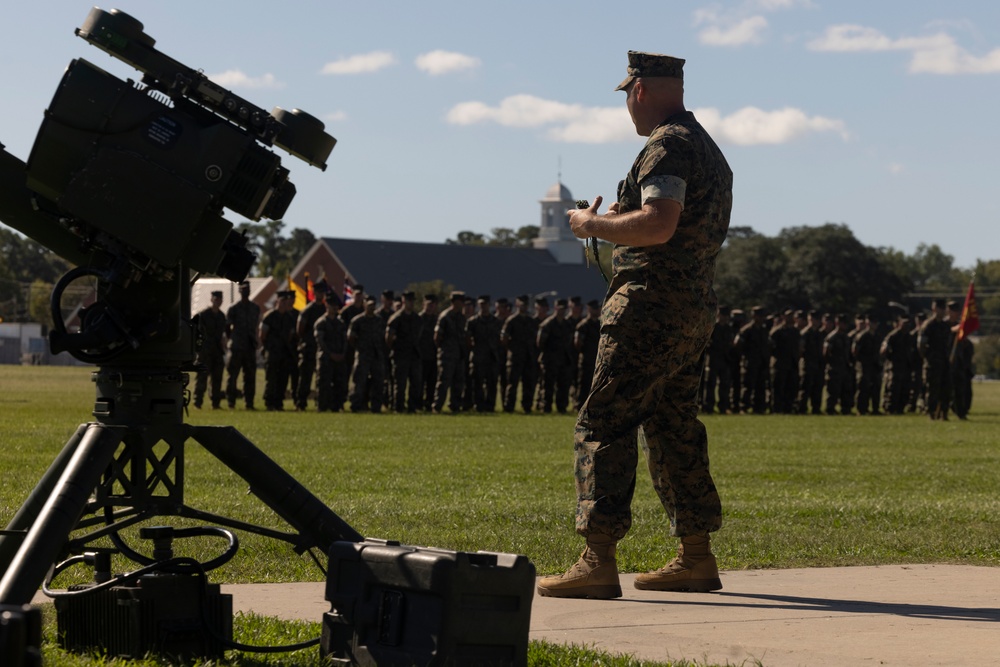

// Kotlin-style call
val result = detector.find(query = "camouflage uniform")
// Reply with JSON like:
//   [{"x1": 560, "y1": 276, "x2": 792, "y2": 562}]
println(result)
[
  {"x1": 537, "y1": 313, "x2": 575, "y2": 413},
  {"x1": 575, "y1": 109, "x2": 731, "y2": 540},
  {"x1": 796, "y1": 322, "x2": 825, "y2": 415},
  {"x1": 768, "y1": 319, "x2": 799, "y2": 414},
  {"x1": 907, "y1": 320, "x2": 924, "y2": 412},
  {"x1": 950, "y1": 336, "x2": 974, "y2": 419},
  {"x1": 574, "y1": 314, "x2": 601, "y2": 412},
  {"x1": 736, "y1": 317, "x2": 769, "y2": 414},
  {"x1": 295, "y1": 299, "x2": 326, "y2": 410},
  {"x1": 314, "y1": 312, "x2": 347, "y2": 412},
  {"x1": 467, "y1": 311, "x2": 501, "y2": 412},
  {"x1": 347, "y1": 311, "x2": 386, "y2": 412},
  {"x1": 501, "y1": 311, "x2": 538, "y2": 413},
  {"x1": 260, "y1": 305, "x2": 297, "y2": 410},
  {"x1": 225, "y1": 297, "x2": 260, "y2": 409},
  {"x1": 338, "y1": 298, "x2": 364, "y2": 406},
  {"x1": 823, "y1": 326, "x2": 851, "y2": 414},
  {"x1": 418, "y1": 306, "x2": 439, "y2": 411},
  {"x1": 880, "y1": 323, "x2": 912, "y2": 414},
  {"x1": 386, "y1": 308, "x2": 423, "y2": 413},
  {"x1": 852, "y1": 327, "x2": 881, "y2": 415},
  {"x1": 701, "y1": 317, "x2": 733, "y2": 414},
  {"x1": 433, "y1": 303, "x2": 467, "y2": 412},
  {"x1": 918, "y1": 314, "x2": 952, "y2": 418},
  {"x1": 193, "y1": 305, "x2": 227, "y2": 409}
]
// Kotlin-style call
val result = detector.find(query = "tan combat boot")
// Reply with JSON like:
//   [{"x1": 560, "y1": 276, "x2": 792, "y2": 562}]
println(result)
[
  {"x1": 634, "y1": 533, "x2": 722, "y2": 592},
  {"x1": 536, "y1": 535, "x2": 622, "y2": 599}
]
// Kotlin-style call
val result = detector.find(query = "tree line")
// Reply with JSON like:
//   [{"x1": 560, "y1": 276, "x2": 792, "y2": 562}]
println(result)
[
  {"x1": 2, "y1": 220, "x2": 997, "y2": 377},
  {"x1": 713, "y1": 224, "x2": 998, "y2": 327}
]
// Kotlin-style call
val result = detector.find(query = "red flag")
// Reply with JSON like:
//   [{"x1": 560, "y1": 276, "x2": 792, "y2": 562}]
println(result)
[
  {"x1": 956, "y1": 280, "x2": 979, "y2": 341},
  {"x1": 305, "y1": 271, "x2": 314, "y2": 302}
]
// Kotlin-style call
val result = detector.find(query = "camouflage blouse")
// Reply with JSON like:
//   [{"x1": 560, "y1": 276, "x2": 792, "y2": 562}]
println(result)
[{"x1": 608, "y1": 110, "x2": 732, "y2": 327}]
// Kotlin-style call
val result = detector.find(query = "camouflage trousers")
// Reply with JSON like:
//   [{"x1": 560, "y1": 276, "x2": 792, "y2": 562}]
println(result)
[{"x1": 575, "y1": 306, "x2": 722, "y2": 541}]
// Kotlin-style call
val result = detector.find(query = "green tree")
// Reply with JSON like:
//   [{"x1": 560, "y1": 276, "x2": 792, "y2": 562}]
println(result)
[
  {"x1": 714, "y1": 234, "x2": 788, "y2": 310},
  {"x1": 908, "y1": 243, "x2": 963, "y2": 291},
  {"x1": 404, "y1": 279, "x2": 455, "y2": 304},
  {"x1": 446, "y1": 231, "x2": 485, "y2": 246},
  {"x1": 777, "y1": 224, "x2": 909, "y2": 316},
  {"x1": 971, "y1": 259, "x2": 1000, "y2": 336},
  {"x1": 486, "y1": 228, "x2": 518, "y2": 247},
  {"x1": 973, "y1": 335, "x2": 1000, "y2": 378},
  {"x1": 28, "y1": 280, "x2": 52, "y2": 329},
  {"x1": 230, "y1": 220, "x2": 316, "y2": 279},
  {"x1": 447, "y1": 226, "x2": 538, "y2": 247},
  {"x1": 514, "y1": 225, "x2": 540, "y2": 247},
  {"x1": 0, "y1": 227, "x2": 71, "y2": 322},
  {"x1": 285, "y1": 228, "x2": 317, "y2": 264}
]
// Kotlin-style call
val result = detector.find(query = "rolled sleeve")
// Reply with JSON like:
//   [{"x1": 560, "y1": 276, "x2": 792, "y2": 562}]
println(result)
[{"x1": 641, "y1": 174, "x2": 687, "y2": 209}]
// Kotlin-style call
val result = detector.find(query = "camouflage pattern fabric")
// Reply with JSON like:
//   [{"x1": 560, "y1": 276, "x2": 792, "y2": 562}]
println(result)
[
  {"x1": 295, "y1": 299, "x2": 327, "y2": 409},
  {"x1": 574, "y1": 110, "x2": 730, "y2": 541},
  {"x1": 193, "y1": 307, "x2": 227, "y2": 409},
  {"x1": 314, "y1": 313, "x2": 347, "y2": 412}
]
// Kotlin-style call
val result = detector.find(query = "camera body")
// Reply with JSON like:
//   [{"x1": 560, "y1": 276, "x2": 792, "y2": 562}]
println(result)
[{"x1": 4, "y1": 7, "x2": 336, "y2": 363}]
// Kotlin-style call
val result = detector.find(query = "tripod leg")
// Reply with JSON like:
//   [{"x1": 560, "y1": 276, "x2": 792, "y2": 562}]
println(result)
[
  {"x1": 0, "y1": 424, "x2": 88, "y2": 573},
  {"x1": 0, "y1": 424, "x2": 126, "y2": 605},
  {"x1": 191, "y1": 426, "x2": 362, "y2": 550}
]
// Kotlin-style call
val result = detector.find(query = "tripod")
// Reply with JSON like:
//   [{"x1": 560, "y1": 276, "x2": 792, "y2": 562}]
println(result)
[{"x1": 0, "y1": 271, "x2": 362, "y2": 607}]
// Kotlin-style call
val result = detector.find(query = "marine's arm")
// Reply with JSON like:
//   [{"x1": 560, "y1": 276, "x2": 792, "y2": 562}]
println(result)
[{"x1": 568, "y1": 195, "x2": 681, "y2": 247}]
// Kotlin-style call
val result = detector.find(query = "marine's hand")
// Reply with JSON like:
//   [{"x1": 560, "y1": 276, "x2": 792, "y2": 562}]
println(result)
[{"x1": 568, "y1": 195, "x2": 603, "y2": 239}]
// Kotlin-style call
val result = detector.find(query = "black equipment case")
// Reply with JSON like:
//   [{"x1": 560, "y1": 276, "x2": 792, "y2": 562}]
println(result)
[{"x1": 321, "y1": 539, "x2": 535, "y2": 666}]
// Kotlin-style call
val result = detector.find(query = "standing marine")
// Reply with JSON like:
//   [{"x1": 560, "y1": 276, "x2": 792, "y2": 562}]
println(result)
[{"x1": 538, "y1": 51, "x2": 731, "y2": 598}]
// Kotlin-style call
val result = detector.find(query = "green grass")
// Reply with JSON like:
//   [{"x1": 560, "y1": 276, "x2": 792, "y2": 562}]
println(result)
[{"x1": 3, "y1": 365, "x2": 999, "y2": 665}]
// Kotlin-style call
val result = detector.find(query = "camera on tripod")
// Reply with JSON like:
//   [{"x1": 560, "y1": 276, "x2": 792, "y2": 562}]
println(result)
[{"x1": 18, "y1": 7, "x2": 337, "y2": 363}]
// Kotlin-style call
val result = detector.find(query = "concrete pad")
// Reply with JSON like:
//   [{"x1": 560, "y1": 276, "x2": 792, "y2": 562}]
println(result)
[
  {"x1": 35, "y1": 564, "x2": 1000, "y2": 665},
  {"x1": 531, "y1": 565, "x2": 1000, "y2": 666}
]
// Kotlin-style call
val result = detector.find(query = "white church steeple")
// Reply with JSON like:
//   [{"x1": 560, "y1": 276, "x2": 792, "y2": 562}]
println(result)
[{"x1": 532, "y1": 174, "x2": 584, "y2": 264}]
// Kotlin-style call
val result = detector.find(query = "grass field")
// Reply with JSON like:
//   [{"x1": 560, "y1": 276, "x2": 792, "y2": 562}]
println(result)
[{"x1": 1, "y1": 365, "x2": 998, "y2": 666}]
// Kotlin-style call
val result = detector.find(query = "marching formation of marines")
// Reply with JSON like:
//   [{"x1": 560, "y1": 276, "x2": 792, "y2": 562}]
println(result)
[
  {"x1": 699, "y1": 299, "x2": 976, "y2": 421},
  {"x1": 193, "y1": 284, "x2": 976, "y2": 420},
  {"x1": 192, "y1": 281, "x2": 603, "y2": 415}
]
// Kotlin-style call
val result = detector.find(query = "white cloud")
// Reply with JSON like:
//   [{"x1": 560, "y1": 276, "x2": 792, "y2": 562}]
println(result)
[
  {"x1": 415, "y1": 50, "x2": 481, "y2": 75},
  {"x1": 320, "y1": 51, "x2": 396, "y2": 75},
  {"x1": 208, "y1": 70, "x2": 284, "y2": 90},
  {"x1": 752, "y1": 0, "x2": 805, "y2": 9},
  {"x1": 808, "y1": 24, "x2": 1000, "y2": 74},
  {"x1": 546, "y1": 108, "x2": 637, "y2": 144},
  {"x1": 324, "y1": 111, "x2": 349, "y2": 122},
  {"x1": 693, "y1": 106, "x2": 849, "y2": 145},
  {"x1": 888, "y1": 162, "x2": 905, "y2": 175},
  {"x1": 699, "y1": 16, "x2": 769, "y2": 47},
  {"x1": 694, "y1": 0, "x2": 811, "y2": 47},
  {"x1": 446, "y1": 95, "x2": 585, "y2": 128},
  {"x1": 447, "y1": 95, "x2": 847, "y2": 146}
]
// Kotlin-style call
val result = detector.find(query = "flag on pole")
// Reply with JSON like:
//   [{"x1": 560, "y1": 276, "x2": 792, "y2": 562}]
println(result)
[
  {"x1": 956, "y1": 278, "x2": 980, "y2": 341},
  {"x1": 287, "y1": 273, "x2": 308, "y2": 311}
]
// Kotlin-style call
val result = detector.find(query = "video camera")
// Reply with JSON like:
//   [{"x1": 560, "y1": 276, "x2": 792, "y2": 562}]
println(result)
[
  {"x1": 2, "y1": 7, "x2": 335, "y2": 363},
  {"x1": 28, "y1": 7, "x2": 333, "y2": 283}
]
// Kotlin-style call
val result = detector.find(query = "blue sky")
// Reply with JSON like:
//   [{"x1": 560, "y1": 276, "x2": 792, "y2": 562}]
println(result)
[{"x1": 1, "y1": 1, "x2": 997, "y2": 269}]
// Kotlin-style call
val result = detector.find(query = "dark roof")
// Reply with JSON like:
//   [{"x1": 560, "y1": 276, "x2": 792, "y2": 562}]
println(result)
[{"x1": 320, "y1": 237, "x2": 607, "y2": 303}]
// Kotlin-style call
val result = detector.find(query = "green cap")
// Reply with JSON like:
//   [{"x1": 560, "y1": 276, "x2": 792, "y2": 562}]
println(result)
[{"x1": 615, "y1": 51, "x2": 685, "y2": 91}]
